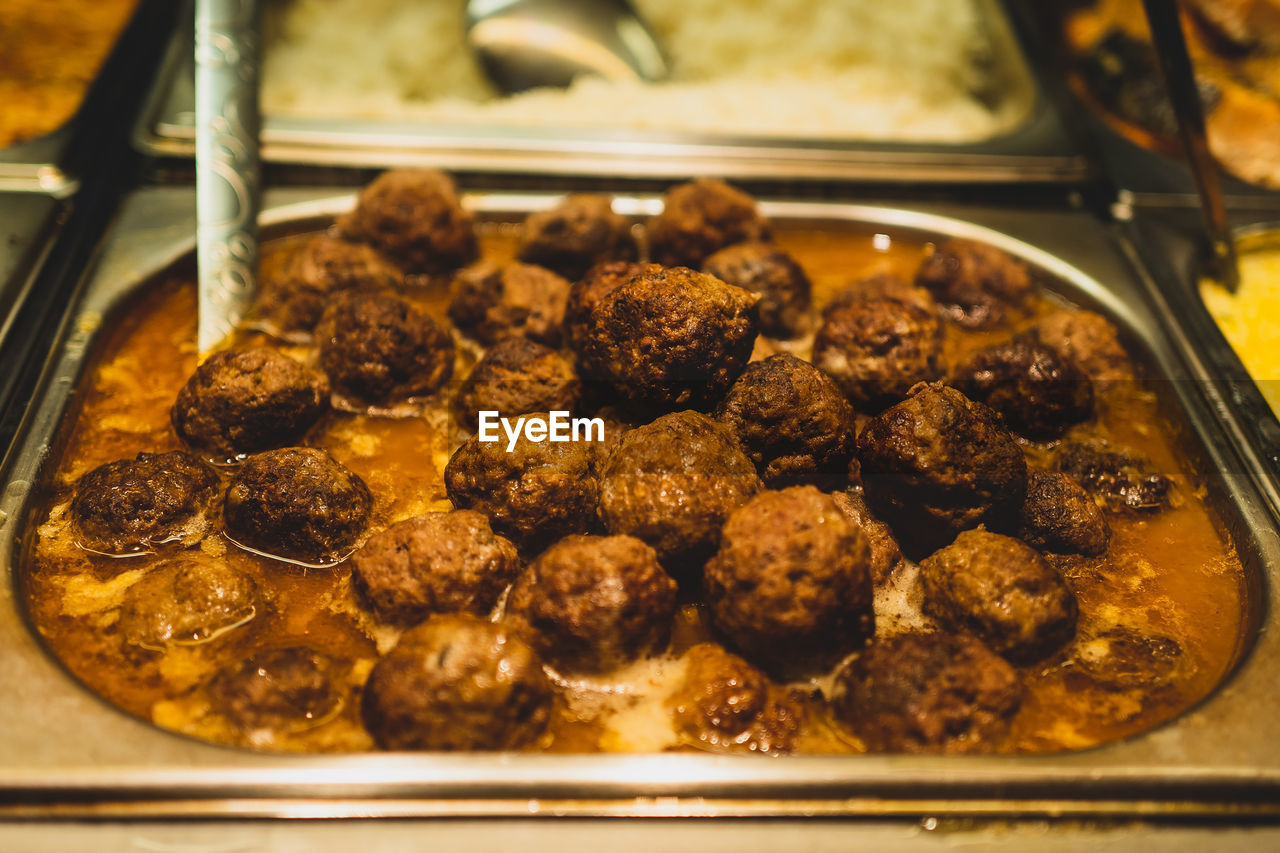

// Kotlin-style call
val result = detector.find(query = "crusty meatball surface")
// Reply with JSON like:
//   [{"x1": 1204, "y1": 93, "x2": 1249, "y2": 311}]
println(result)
[
  {"x1": 715, "y1": 354, "x2": 856, "y2": 487},
  {"x1": 920, "y1": 528, "x2": 1078, "y2": 664},
  {"x1": 830, "y1": 489, "x2": 905, "y2": 584},
  {"x1": 597, "y1": 410, "x2": 762, "y2": 565},
  {"x1": 516, "y1": 193, "x2": 636, "y2": 281},
  {"x1": 563, "y1": 261, "x2": 653, "y2": 350},
  {"x1": 209, "y1": 647, "x2": 342, "y2": 734},
  {"x1": 71, "y1": 451, "x2": 219, "y2": 556},
  {"x1": 172, "y1": 348, "x2": 330, "y2": 458},
  {"x1": 316, "y1": 290, "x2": 455, "y2": 406},
  {"x1": 448, "y1": 260, "x2": 571, "y2": 348},
  {"x1": 506, "y1": 534, "x2": 677, "y2": 673},
  {"x1": 1033, "y1": 309, "x2": 1133, "y2": 385},
  {"x1": 953, "y1": 335, "x2": 1094, "y2": 439},
  {"x1": 702, "y1": 241, "x2": 811, "y2": 338},
  {"x1": 812, "y1": 297, "x2": 943, "y2": 411},
  {"x1": 453, "y1": 337, "x2": 581, "y2": 432},
  {"x1": 118, "y1": 556, "x2": 257, "y2": 649},
  {"x1": 648, "y1": 178, "x2": 771, "y2": 268},
  {"x1": 361, "y1": 613, "x2": 552, "y2": 751},
  {"x1": 824, "y1": 272, "x2": 937, "y2": 317},
  {"x1": 1054, "y1": 439, "x2": 1171, "y2": 513},
  {"x1": 256, "y1": 233, "x2": 402, "y2": 335},
  {"x1": 224, "y1": 447, "x2": 372, "y2": 564},
  {"x1": 705, "y1": 486, "x2": 873, "y2": 676},
  {"x1": 855, "y1": 382, "x2": 1027, "y2": 554},
  {"x1": 350, "y1": 510, "x2": 520, "y2": 625},
  {"x1": 574, "y1": 265, "x2": 759, "y2": 410},
  {"x1": 914, "y1": 238, "x2": 1032, "y2": 328},
  {"x1": 669, "y1": 643, "x2": 803, "y2": 755},
  {"x1": 832, "y1": 632, "x2": 1022, "y2": 754},
  {"x1": 1019, "y1": 469, "x2": 1111, "y2": 557},
  {"x1": 337, "y1": 169, "x2": 477, "y2": 276}
]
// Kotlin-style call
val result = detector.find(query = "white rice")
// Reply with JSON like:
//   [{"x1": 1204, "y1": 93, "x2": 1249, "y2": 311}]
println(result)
[{"x1": 261, "y1": 0, "x2": 1028, "y2": 142}]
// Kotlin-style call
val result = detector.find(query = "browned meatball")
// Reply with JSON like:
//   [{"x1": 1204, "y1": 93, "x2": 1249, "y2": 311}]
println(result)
[
  {"x1": 702, "y1": 241, "x2": 811, "y2": 339},
  {"x1": 597, "y1": 411, "x2": 761, "y2": 565},
  {"x1": 824, "y1": 272, "x2": 937, "y2": 316},
  {"x1": 563, "y1": 261, "x2": 653, "y2": 350},
  {"x1": 506, "y1": 534, "x2": 677, "y2": 673},
  {"x1": 648, "y1": 178, "x2": 771, "y2": 268},
  {"x1": 316, "y1": 290, "x2": 455, "y2": 406},
  {"x1": 453, "y1": 337, "x2": 581, "y2": 432},
  {"x1": 573, "y1": 265, "x2": 759, "y2": 410},
  {"x1": 855, "y1": 383, "x2": 1027, "y2": 554},
  {"x1": 830, "y1": 489, "x2": 905, "y2": 584},
  {"x1": 832, "y1": 632, "x2": 1022, "y2": 754},
  {"x1": 448, "y1": 260, "x2": 571, "y2": 347},
  {"x1": 705, "y1": 486, "x2": 873, "y2": 676},
  {"x1": 337, "y1": 169, "x2": 477, "y2": 276},
  {"x1": 1019, "y1": 469, "x2": 1111, "y2": 556},
  {"x1": 516, "y1": 193, "x2": 636, "y2": 281},
  {"x1": 349, "y1": 510, "x2": 520, "y2": 625},
  {"x1": 71, "y1": 451, "x2": 219, "y2": 556},
  {"x1": 256, "y1": 233, "x2": 402, "y2": 334},
  {"x1": 361, "y1": 613, "x2": 552, "y2": 751},
  {"x1": 224, "y1": 447, "x2": 372, "y2": 564},
  {"x1": 172, "y1": 348, "x2": 330, "y2": 459},
  {"x1": 444, "y1": 412, "x2": 601, "y2": 548},
  {"x1": 669, "y1": 643, "x2": 803, "y2": 755},
  {"x1": 118, "y1": 556, "x2": 257, "y2": 649},
  {"x1": 1074, "y1": 626, "x2": 1186, "y2": 690},
  {"x1": 953, "y1": 335, "x2": 1094, "y2": 439},
  {"x1": 210, "y1": 647, "x2": 341, "y2": 734},
  {"x1": 914, "y1": 239, "x2": 1032, "y2": 328},
  {"x1": 715, "y1": 354, "x2": 856, "y2": 487},
  {"x1": 1034, "y1": 309, "x2": 1133, "y2": 385},
  {"x1": 812, "y1": 297, "x2": 943, "y2": 411},
  {"x1": 920, "y1": 528, "x2": 1078, "y2": 664},
  {"x1": 1054, "y1": 439, "x2": 1171, "y2": 512}
]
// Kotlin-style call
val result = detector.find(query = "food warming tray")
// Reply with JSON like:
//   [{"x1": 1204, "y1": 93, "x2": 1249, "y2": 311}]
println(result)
[{"x1": 0, "y1": 185, "x2": 1276, "y2": 820}]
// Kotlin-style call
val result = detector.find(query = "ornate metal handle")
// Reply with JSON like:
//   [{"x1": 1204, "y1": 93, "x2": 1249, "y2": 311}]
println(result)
[{"x1": 195, "y1": 0, "x2": 260, "y2": 354}]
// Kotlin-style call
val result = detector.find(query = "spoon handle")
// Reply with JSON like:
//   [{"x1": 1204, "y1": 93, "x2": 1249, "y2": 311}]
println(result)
[
  {"x1": 195, "y1": 0, "x2": 261, "y2": 354},
  {"x1": 1139, "y1": 0, "x2": 1240, "y2": 291}
]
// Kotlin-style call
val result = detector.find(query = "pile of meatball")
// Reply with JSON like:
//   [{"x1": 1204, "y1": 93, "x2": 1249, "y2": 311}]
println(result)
[{"x1": 68, "y1": 170, "x2": 1177, "y2": 755}]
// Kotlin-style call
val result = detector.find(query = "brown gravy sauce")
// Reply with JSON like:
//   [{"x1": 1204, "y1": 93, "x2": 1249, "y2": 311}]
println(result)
[{"x1": 22, "y1": 217, "x2": 1248, "y2": 754}]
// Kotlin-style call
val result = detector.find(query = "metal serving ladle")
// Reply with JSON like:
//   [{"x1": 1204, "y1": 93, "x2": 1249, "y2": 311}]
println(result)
[{"x1": 465, "y1": 0, "x2": 669, "y2": 94}]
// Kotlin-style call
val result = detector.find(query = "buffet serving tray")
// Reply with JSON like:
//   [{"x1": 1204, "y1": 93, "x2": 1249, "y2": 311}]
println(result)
[{"x1": 0, "y1": 186, "x2": 1276, "y2": 820}]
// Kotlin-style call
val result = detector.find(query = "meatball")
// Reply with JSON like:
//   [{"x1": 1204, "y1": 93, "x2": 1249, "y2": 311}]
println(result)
[
  {"x1": 952, "y1": 335, "x2": 1094, "y2": 439},
  {"x1": 171, "y1": 348, "x2": 330, "y2": 458},
  {"x1": 830, "y1": 489, "x2": 905, "y2": 584},
  {"x1": 715, "y1": 354, "x2": 856, "y2": 487},
  {"x1": 832, "y1": 632, "x2": 1022, "y2": 754},
  {"x1": 336, "y1": 169, "x2": 477, "y2": 276},
  {"x1": 71, "y1": 450, "x2": 219, "y2": 555},
  {"x1": 705, "y1": 486, "x2": 873, "y2": 675},
  {"x1": 648, "y1": 178, "x2": 771, "y2": 268},
  {"x1": 563, "y1": 260, "x2": 653, "y2": 350},
  {"x1": 702, "y1": 241, "x2": 811, "y2": 338},
  {"x1": 448, "y1": 260, "x2": 571, "y2": 347},
  {"x1": 256, "y1": 233, "x2": 402, "y2": 334},
  {"x1": 824, "y1": 272, "x2": 937, "y2": 316},
  {"x1": 855, "y1": 383, "x2": 1027, "y2": 554},
  {"x1": 453, "y1": 337, "x2": 581, "y2": 432},
  {"x1": 812, "y1": 297, "x2": 943, "y2": 410},
  {"x1": 315, "y1": 290, "x2": 455, "y2": 406},
  {"x1": 920, "y1": 528, "x2": 1078, "y2": 664},
  {"x1": 1033, "y1": 309, "x2": 1133, "y2": 385},
  {"x1": 574, "y1": 265, "x2": 759, "y2": 410},
  {"x1": 444, "y1": 412, "x2": 600, "y2": 548},
  {"x1": 349, "y1": 510, "x2": 520, "y2": 625},
  {"x1": 914, "y1": 238, "x2": 1032, "y2": 328},
  {"x1": 209, "y1": 647, "x2": 342, "y2": 734},
  {"x1": 1054, "y1": 440, "x2": 1171, "y2": 512},
  {"x1": 597, "y1": 410, "x2": 762, "y2": 565},
  {"x1": 1074, "y1": 626, "x2": 1186, "y2": 690},
  {"x1": 118, "y1": 556, "x2": 257, "y2": 649},
  {"x1": 669, "y1": 643, "x2": 803, "y2": 755},
  {"x1": 1019, "y1": 469, "x2": 1111, "y2": 557},
  {"x1": 224, "y1": 447, "x2": 373, "y2": 564},
  {"x1": 361, "y1": 613, "x2": 552, "y2": 751},
  {"x1": 506, "y1": 534, "x2": 677, "y2": 673},
  {"x1": 516, "y1": 193, "x2": 636, "y2": 281}
]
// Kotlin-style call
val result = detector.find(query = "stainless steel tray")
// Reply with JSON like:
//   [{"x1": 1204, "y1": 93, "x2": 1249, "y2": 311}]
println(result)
[
  {"x1": 1, "y1": 187, "x2": 1277, "y2": 821},
  {"x1": 133, "y1": 2, "x2": 1087, "y2": 183},
  {"x1": 0, "y1": 194, "x2": 65, "y2": 348}
]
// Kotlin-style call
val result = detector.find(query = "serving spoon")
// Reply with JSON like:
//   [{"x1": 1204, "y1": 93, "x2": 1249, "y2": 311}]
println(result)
[{"x1": 465, "y1": 0, "x2": 669, "y2": 94}]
